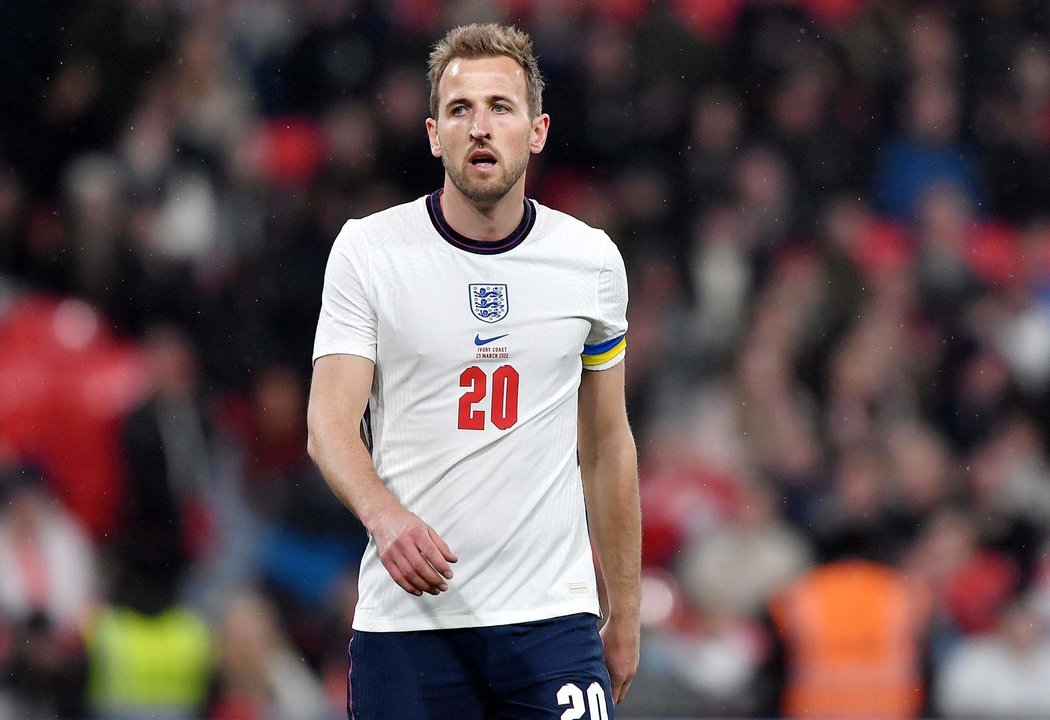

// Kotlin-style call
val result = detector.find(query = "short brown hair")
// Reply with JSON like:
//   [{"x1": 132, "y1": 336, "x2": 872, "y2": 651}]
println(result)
[{"x1": 428, "y1": 23, "x2": 544, "y2": 119}]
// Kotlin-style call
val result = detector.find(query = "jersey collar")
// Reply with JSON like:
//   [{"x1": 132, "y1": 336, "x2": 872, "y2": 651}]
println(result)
[{"x1": 426, "y1": 189, "x2": 535, "y2": 255}]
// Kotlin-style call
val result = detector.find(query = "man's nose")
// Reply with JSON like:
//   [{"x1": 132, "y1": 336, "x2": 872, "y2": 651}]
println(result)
[{"x1": 470, "y1": 110, "x2": 491, "y2": 139}]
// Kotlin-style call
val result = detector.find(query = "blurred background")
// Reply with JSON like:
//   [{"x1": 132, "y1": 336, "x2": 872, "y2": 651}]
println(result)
[{"x1": 3, "y1": 0, "x2": 1050, "y2": 718}]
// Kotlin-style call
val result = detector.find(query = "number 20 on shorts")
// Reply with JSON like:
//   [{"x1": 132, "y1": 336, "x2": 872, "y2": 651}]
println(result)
[
  {"x1": 558, "y1": 682, "x2": 609, "y2": 720},
  {"x1": 457, "y1": 365, "x2": 519, "y2": 430}
]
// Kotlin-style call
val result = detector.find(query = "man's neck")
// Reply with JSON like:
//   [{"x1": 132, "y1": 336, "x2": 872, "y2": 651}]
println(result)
[{"x1": 439, "y1": 181, "x2": 526, "y2": 241}]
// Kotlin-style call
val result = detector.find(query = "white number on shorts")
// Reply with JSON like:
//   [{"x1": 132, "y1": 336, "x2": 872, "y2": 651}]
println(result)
[{"x1": 557, "y1": 682, "x2": 609, "y2": 720}]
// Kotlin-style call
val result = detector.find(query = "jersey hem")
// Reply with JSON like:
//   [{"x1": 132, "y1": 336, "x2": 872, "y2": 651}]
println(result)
[{"x1": 351, "y1": 600, "x2": 600, "y2": 632}]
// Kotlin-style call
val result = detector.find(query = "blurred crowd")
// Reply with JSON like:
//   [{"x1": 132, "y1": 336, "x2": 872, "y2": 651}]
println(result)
[{"x1": 3, "y1": 0, "x2": 1050, "y2": 718}]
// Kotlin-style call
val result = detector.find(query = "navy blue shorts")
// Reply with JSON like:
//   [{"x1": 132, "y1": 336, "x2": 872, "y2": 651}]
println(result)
[{"x1": 347, "y1": 613, "x2": 614, "y2": 720}]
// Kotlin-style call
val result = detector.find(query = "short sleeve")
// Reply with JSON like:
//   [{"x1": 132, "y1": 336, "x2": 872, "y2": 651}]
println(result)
[
  {"x1": 582, "y1": 238, "x2": 628, "y2": 371},
  {"x1": 312, "y1": 221, "x2": 378, "y2": 363}
]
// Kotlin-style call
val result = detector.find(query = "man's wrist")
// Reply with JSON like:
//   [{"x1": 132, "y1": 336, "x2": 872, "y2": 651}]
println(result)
[
  {"x1": 606, "y1": 602, "x2": 641, "y2": 624},
  {"x1": 357, "y1": 488, "x2": 402, "y2": 531}
]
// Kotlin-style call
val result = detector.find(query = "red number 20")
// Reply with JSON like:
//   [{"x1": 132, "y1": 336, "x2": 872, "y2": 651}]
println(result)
[{"x1": 458, "y1": 365, "x2": 519, "y2": 430}]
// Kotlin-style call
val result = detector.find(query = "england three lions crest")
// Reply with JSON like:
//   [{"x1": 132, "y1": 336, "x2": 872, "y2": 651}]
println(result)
[{"x1": 469, "y1": 284, "x2": 509, "y2": 323}]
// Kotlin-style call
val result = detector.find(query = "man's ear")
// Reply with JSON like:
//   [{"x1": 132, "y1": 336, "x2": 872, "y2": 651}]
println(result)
[
  {"x1": 530, "y1": 114, "x2": 550, "y2": 155},
  {"x1": 426, "y1": 118, "x2": 442, "y2": 157}
]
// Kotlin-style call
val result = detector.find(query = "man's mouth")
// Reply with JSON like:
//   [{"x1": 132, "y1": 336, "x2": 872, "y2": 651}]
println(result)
[{"x1": 469, "y1": 150, "x2": 498, "y2": 169}]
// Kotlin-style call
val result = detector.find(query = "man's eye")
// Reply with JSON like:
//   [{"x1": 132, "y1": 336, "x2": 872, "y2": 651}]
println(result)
[
  {"x1": 493, "y1": 104, "x2": 509, "y2": 112},
  {"x1": 451, "y1": 106, "x2": 468, "y2": 116}
]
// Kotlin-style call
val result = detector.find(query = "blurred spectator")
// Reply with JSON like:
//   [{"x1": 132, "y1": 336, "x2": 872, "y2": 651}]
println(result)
[
  {"x1": 903, "y1": 6, "x2": 961, "y2": 81},
  {"x1": 61, "y1": 153, "x2": 129, "y2": 320},
  {"x1": 374, "y1": 63, "x2": 442, "y2": 198},
  {"x1": 687, "y1": 204, "x2": 752, "y2": 356},
  {"x1": 874, "y1": 78, "x2": 984, "y2": 219},
  {"x1": 209, "y1": 591, "x2": 328, "y2": 720},
  {"x1": 975, "y1": 37, "x2": 1050, "y2": 221},
  {"x1": 811, "y1": 447, "x2": 897, "y2": 564},
  {"x1": 966, "y1": 425, "x2": 1046, "y2": 589},
  {"x1": 935, "y1": 599, "x2": 1050, "y2": 719},
  {"x1": 761, "y1": 60, "x2": 864, "y2": 221},
  {"x1": 172, "y1": 14, "x2": 256, "y2": 168},
  {"x1": 731, "y1": 145, "x2": 795, "y2": 264},
  {"x1": 562, "y1": 22, "x2": 639, "y2": 169},
  {"x1": 683, "y1": 86, "x2": 743, "y2": 212},
  {"x1": 678, "y1": 480, "x2": 812, "y2": 619},
  {"x1": 990, "y1": 416, "x2": 1050, "y2": 527},
  {"x1": 0, "y1": 463, "x2": 92, "y2": 718},
  {"x1": 121, "y1": 325, "x2": 213, "y2": 567},
  {"x1": 939, "y1": 344, "x2": 1023, "y2": 451},
  {"x1": 85, "y1": 537, "x2": 212, "y2": 720},
  {"x1": 737, "y1": 250, "x2": 828, "y2": 523},
  {"x1": 223, "y1": 365, "x2": 315, "y2": 522},
  {"x1": 1000, "y1": 302, "x2": 1050, "y2": 399},
  {"x1": 906, "y1": 507, "x2": 1016, "y2": 641},
  {"x1": 761, "y1": 560, "x2": 930, "y2": 719},
  {"x1": 0, "y1": 464, "x2": 96, "y2": 634},
  {"x1": 914, "y1": 182, "x2": 981, "y2": 298},
  {"x1": 2, "y1": 610, "x2": 87, "y2": 719},
  {"x1": 823, "y1": 280, "x2": 918, "y2": 451},
  {"x1": 884, "y1": 422, "x2": 955, "y2": 556}
]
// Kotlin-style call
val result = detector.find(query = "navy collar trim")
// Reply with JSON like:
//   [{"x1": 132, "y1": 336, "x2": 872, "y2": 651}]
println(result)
[{"x1": 426, "y1": 190, "x2": 535, "y2": 255}]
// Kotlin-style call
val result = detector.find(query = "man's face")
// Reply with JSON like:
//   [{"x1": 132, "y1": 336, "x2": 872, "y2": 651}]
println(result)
[{"x1": 426, "y1": 55, "x2": 549, "y2": 205}]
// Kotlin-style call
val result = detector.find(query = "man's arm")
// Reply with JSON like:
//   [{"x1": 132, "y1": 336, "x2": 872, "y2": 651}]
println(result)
[
  {"x1": 307, "y1": 353, "x2": 457, "y2": 596},
  {"x1": 578, "y1": 362, "x2": 640, "y2": 704}
]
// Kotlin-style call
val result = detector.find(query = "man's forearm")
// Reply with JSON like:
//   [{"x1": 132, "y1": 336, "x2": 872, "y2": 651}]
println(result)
[
  {"x1": 308, "y1": 413, "x2": 458, "y2": 596},
  {"x1": 307, "y1": 355, "x2": 457, "y2": 597},
  {"x1": 308, "y1": 415, "x2": 400, "y2": 530},
  {"x1": 582, "y1": 436, "x2": 641, "y2": 619}
]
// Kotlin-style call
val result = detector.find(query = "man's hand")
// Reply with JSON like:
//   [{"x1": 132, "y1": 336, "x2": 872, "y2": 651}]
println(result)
[
  {"x1": 600, "y1": 615, "x2": 639, "y2": 704},
  {"x1": 369, "y1": 505, "x2": 458, "y2": 596}
]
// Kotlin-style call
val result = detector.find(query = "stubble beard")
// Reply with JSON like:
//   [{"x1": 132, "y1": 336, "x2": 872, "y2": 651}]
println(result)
[{"x1": 443, "y1": 150, "x2": 529, "y2": 206}]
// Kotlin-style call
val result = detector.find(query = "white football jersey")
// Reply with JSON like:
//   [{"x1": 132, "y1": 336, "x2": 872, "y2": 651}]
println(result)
[{"x1": 313, "y1": 191, "x2": 628, "y2": 631}]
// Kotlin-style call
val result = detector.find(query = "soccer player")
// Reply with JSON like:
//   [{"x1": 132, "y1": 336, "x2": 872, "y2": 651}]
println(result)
[{"x1": 307, "y1": 23, "x2": 640, "y2": 719}]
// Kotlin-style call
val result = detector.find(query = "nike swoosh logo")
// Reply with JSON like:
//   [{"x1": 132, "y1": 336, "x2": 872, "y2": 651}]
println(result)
[{"x1": 474, "y1": 333, "x2": 509, "y2": 346}]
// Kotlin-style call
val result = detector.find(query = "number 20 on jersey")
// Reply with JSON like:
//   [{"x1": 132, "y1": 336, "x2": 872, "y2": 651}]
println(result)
[{"x1": 458, "y1": 365, "x2": 519, "y2": 430}]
